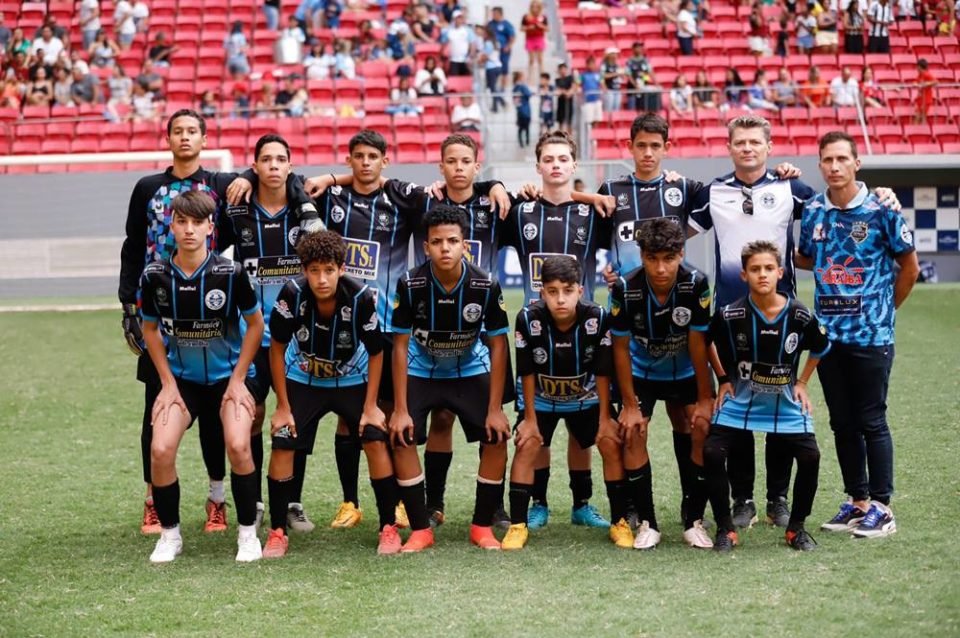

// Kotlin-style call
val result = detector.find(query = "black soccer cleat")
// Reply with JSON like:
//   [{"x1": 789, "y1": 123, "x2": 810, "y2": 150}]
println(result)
[
  {"x1": 786, "y1": 528, "x2": 818, "y2": 551},
  {"x1": 732, "y1": 498, "x2": 758, "y2": 529},
  {"x1": 766, "y1": 497, "x2": 790, "y2": 528},
  {"x1": 714, "y1": 529, "x2": 739, "y2": 553}
]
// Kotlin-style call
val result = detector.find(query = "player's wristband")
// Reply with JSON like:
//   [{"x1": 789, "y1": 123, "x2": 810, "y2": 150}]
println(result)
[
  {"x1": 716, "y1": 374, "x2": 730, "y2": 385},
  {"x1": 796, "y1": 378, "x2": 809, "y2": 385},
  {"x1": 329, "y1": 173, "x2": 337, "y2": 186}
]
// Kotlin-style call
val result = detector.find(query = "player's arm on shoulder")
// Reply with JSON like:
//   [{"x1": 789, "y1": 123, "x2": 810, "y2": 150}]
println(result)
[
  {"x1": 571, "y1": 189, "x2": 615, "y2": 217},
  {"x1": 304, "y1": 172, "x2": 352, "y2": 198},
  {"x1": 873, "y1": 186, "x2": 901, "y2": 211}
]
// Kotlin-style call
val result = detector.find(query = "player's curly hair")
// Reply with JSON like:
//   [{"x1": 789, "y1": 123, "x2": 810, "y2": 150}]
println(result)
[
  {"x1": 740, "y1": 240, "x2": 781, "y2": 269},
  {"x1": 423, "y1": 204, "x2": 468, "y2": 236},
  {"x1": 296, "y1": 229, "x2": 347, "y2": 266},
  {"x1": 171, "y1": 190, "x2": 214, "y2": 221},
  {"x1": 535, "y1": 129, "x2": 578, "y2": 161},
  {"x1": 637, "y1": 217, "x2": 684, "y2": 255},
  {"x1": 541, "y1": 255, "x2": 582, "y2": 287}
]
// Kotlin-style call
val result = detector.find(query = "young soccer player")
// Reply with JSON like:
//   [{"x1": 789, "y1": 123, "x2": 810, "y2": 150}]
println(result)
[
  {"x1": 263, "y1": 229, "x2": 399, "y2": 557},
  {"x1": 501, "y1": 130, "x2": 611, "y2": 531},
  {"x1": 503, "y1": 256, "x2": 613, "y2": 550},
  {"x1": 390, "y1": 205, "x2": 512, "y2": 551},
  {"x1": 608, "y1": 218, "x2": 713, "y2": 549},
  {"x1": 707, "y1": 240, "x2": 831, "y2": 552},
  {"x1": 796, "y1": 131, "x2": 919, "y2": 538},
  {"x1": 138, "y1": 191, "x2": 265, "y2": 563}
]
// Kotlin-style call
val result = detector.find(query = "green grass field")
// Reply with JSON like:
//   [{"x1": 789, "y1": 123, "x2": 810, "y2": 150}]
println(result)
[{"x1": 1, "y1": 285, "x2": 958, "y2": 637}]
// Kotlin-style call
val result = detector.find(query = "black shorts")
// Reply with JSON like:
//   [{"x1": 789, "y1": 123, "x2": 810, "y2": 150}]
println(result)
[
  {"x1": 515, "y1": 406, "x2": 600, "y2": 450},
  {"x1": 407, "y1": 375, "x2": 497, "y2": 446},
  {"x1": 631, "y1": 376, "x2": 698, "y2": 418},
  {"x1": 480, "y1": 332, "x2": 517, "y2": 404},
  {"x1": 272, "y1": 380, "x2": 387, "y2": 453},
  {"x1": 378, "y1": 335, "x2": 394, "y2": 403},
  {"x1": 250, "y1": 346, "x2": 272, "y2": 404},
  {"x1": 137, "y1": 353, "x2": 160, "y2": 387},
  {"x1": 175, "y1": 376, "x2": 259, "y2": 427}
]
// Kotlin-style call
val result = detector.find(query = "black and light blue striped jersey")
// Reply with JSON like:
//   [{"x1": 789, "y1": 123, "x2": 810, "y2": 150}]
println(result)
[
  {"x1": 222, "y1": 198, "x2": 301, "y2": 347},
  {"x1": 514, "y1": 300, "x2": 613, "y2": 413},
  {"x1": 317, "y1": 179, "x2": 425, "y2": 332},
  {"x1": 269, "y1": 274, "x2": 382, "y2": 388},
  {"x1": 710, "y1": 296, "x2": 831, "y2": 434},
  {"x1": 392, "y1": 259, "x2": 510, "y2": 379},
  {"x1": 599, "y1": 174, "x2": 705, "y2": 278},
  {"x1": 609, "y1": 264, "x2": 711, "y2": 381},
  {"x1": 413, "y1": 181, "x2": 504, "y2": 277},
  {"x1": 139, "y1": 252, "x2": 260, "y2": 385},
  {"x1": 689, "y1": 172, "x2": 816, "y2": 307},
  {"x1": 798, "y1": 184, "x2": 915, "y2": 347},
  {"x1": 501, "y1": 197, "x2": 608, "y2": 305}
]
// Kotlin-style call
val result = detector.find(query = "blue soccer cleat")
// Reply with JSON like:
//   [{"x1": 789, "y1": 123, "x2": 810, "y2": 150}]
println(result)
[
  {"x1": 527, "y1": 503, "x2": 550, "y2": 530},
  {"x1": 571, "y1": 504, "x2": 610, "y2": 528}
]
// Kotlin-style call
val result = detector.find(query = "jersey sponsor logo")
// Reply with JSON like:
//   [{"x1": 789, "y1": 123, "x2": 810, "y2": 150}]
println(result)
[
  {"x1": 521, "y1": 202, "x2": 536, "y2": 213},
  {"x1": 577, "y1": 203, "x2": 590, "y2": 216},
  {"x1": 672, "y1": 307, "x2": 691, "y2": 327},
  {"x1": 240, "y1": 227, "x2": 255, "y2": 244},
  {"x1": 462, "y1": 302, "x2": 483, "y2": 323},
  {"x1": 205, "y1": 289, "x2": 227, "y2": 310},
  {"x1": 536, "y1": 372, "x2": 591, "y2": 401},
  {"x1": 532, "y1": 347, "x2": 548, "y2": 364},
  {"x1": 723, "y1": 307, "x2": 746, "y2": 320},
  {"x1": 340, "y1": 305, "x2": 352, "y2": 321},
  {"x1": 469, "y1": 278, "x2": 492, "y2": 290},
  {"x1": 144, "y1": 262, "x2": 165, "y2": 274},
  {"x1": 812, "y1": 223, "x2": 827, "y2": 242},
  {"x1": 794, "y1": 307, "x2": 811, "y2": 322},
  {"x1": 900, "y1": 225, "x2": 913, "y2": 245},
  {"x1": 515, "y1": 331, "x2": 527, "y2": 348},
  {"x1": 275, "y1": 299, "x2": 293, "y2": 319},
  {"x1": 212, "y1": 264, "x2": 235, "y2": 275},
  {"x1": 343, "y1": 238, "x2": 380, "y2": 280},
  {"x1": 736, "y1": 332, "x2": 748, "y2": 349},
  {"x1": 636, "y1": 333, "x2": 687, "y2": 358},
  {"x1": 529, "y1": 253, "x2": 576, "y2": 292},
  {"x1": 330, "y1": 205, "x2": 346, "y2": 223},
  {"x1": 330, "y1": 185, "x2": 343, "y2": 196},
  {"x1": 850, "y1": 221, "x2": 869, "y2": 243},
  {"x1": 617, "y1": 221, "x2": 636, "y2": 242},
  {"x1": 298, "y1": 354, "x2": 343, "y2": 378},
  {"x1": 664, "y1": 187, "x2": 683, "y2": 207},
  {"x1": 244, "y1": 255, "x2": 301, "y2": 284},
  {"x1": 585, "y1": 317, "x2": 599, "y2": 334},
  {"x1": 529, "y1": 320, "x2": 542, "y2": 336},
  {"x1": 226, "y1": 204, "x2": 247, "y2": 217},
  {"x1": 179, "y1": 285, "x2": 197, "y2": 292},
  {"x1": 407, "y1": 277, "x2": 428, "y2": 289},
  {"x1": 415, "y1": 300, "x2": 427, "y2": 319},
  {"x1": 817, "y1": 256, "x2": 864, "y2": 286},
  {"x1": 784, "y1": 332, "x2": 799, "y2": 354},
  {"x1": 523, "y1": 223, "x2": 538, "y2": 240},
  {"x1": 263, "y1": 222, "x2": 281, "y2": 230},
  {"x1": 745, "y1": 361, "x2": 792, "y2": 393},
  {"x1": 546, "y1": 215, "x2": 563, "y2": 222},
  {"x1": 171, "y1": 318, "x2": 225, "y2": 346},
  {"x1": 819, "y1": 294, "x2": 863, "y2": 316},
  {"x1": 760, "y1": 192, "x2": 777, "y2": 209},
  {"x1": 413, "y1": 327, "x2": 480, "y2": 357},
  {"x1": 296, "y1": 325, "x2": 310, "y2": 342},
  {"x1": 464, "y1": 239, "x2": 483, "y2": 265}
]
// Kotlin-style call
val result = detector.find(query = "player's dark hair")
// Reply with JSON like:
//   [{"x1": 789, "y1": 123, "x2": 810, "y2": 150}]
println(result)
[
  {"x1": 441, "y1": 133, "x2": 478, "y2": 160},
  {"x1": 166, "y1": 109, "x2": 207, "y2": 136},
  {"x1": 171, "y1": 190, "x2": 214, "y2": 221},
  {"x1": 254, "y1": 133, "x2": 291, "y2": 161},
  {"x1": 535, "y1": 129, "x2": 578, "y2": 161},
  {"x1": 296, "y1": 229, "x2": 347, "y2": 267},
  {"x1": 541, "y1": 256, "x2": 582, "y2": 287},
  {"x1": 630, "y1": 112, "x2": 669, "y2": 143},
  {"x1": 637, "y1": 218, "x2": 684, "y2": 255},
  {"x1": 818, "y1": 130, "x2": 858, "y2": 158},
  {"x1": 423, "y1": 204, "x2": 468, "y2": 237},
  {"x1": 741, "y1": 240, "x2": 782, "y2": 269},
  {"x1": 348, "y1": 129, "x2": 387, "y2": 155}
]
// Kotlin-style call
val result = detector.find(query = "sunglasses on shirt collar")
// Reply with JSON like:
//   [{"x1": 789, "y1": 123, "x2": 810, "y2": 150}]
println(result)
[{"x1": 741, "y1": 185, "x2": 754, "y2": 215}]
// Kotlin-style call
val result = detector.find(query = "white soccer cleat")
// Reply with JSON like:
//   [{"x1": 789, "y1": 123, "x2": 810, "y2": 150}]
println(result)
[
  {"x1": 236, "y1": 530, "x2": 263, "y2": 563},
  {"x1": 633, "y1": 520, "x2": 662, "y2": 550},
  {"x1": 683, "y1": 520, "x2": 714, "y2": 549},
  {"x1": 149, "y1": 530, "x2": 183, "y2": 564}
]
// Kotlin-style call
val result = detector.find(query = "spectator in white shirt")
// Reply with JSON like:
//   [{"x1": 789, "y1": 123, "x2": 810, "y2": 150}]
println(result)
[
  {"x1": 415, "y1": 55, "x2": 447, "y2": 95},
  {"x1": 114, "y1": 0, "x2": 138, "y2": 49},
  {"x1": 451, "y1": 94, "x2": 483, "y2": 130},
  {"x1": 79, "y1": 0, "x2": 101, "y2": 50},
  {"x1": 830, "y1": 66, "x2": 859, "y2": 105},
  {"x1": 676, "y1": 0, "x2": 698, "y2": 55},
  {"x1": 132, "y1": 1, "x2": 150, "y2": 32},
  {"x1": 30, "y1": 26, "x2": 64, "y2": 66},
  {"x1": 867, "y1": 0, "x2": 893, "y2": 52},
  {"x1": 443, "y1": 10, "x2": 476, "y2": 76}
]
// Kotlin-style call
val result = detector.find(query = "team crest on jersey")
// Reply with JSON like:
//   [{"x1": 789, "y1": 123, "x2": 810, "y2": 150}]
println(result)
[
  {"x1": 463, "y1": 303, "x2": 482, "y2": 323},
  {"x1": 784, "y1": 332, "x2": 799, "y2": 354},
  {"x1": 699, "y1": 289, "x2": 711, "y2": 309},
  {"x1": 288, "y1": 227, "x2": 301, "y2": 246},
  {"x1": 275, "y1": 299, "x2": 293, "y2": 319},
  {"x1": 672, "y1": 307, "x2": 691, "y2": 326},
  {"x1": 205, "y1": 289, "x2": 226, "y2": 311},
  {"x1": 299, "y1": 301, "x2": 308, "y2": 316},
  {"x1": 338, "y1": 331, "x2": 352, "y2": 346},
  {"x1": 475, "y1": 209, "x2": 489, "y2": 225},
  {"x1": 664, "y1": 187, "x2": 683, "y2": 207},
  {"x1": 529, "y1": 320, "x2": 542, "y2": 336},
  {"x1": 736, "y1": 332, "x2": 748, "y2": 349},
  {"x1": 760, "y1": 192, "x2": 777, "y2": 209},
  {"x1": 376, "y1": 211, "x2": 392, "y2": 230},
  {"x1": 330, "y1": 205, "x2": 346, "y2": 223},
  {"x1": 515, "y1": 331, "x2": 527, "y2": 348},
  {"x1": 523, "y1": 223, "x2": 538, "y2": 240},
  {"x1": 521, "y1": 201, "x2": 536, "y2": 213},
  {"x1": 585, "y1": 318, "x2": 599, "y2": 334},
  {"x1": 296, "y1": 325, "x2": 310, "y2": 342},
  {"x1": 155, "y1": 287, "x2": 168, "y2": 305},
  {"x1": 240, "y1": 227, "x2": 254, "y2": 244},
  {"x1": 850, "y1": 221, "x2": 869, "y2": 243},
  {"x1": 330, "y1": 185, "x2": 343, "y2": 196},
  {"x1": 575, "y1": 226, "x2": 588, "y2": 242},
  {"x1": 340, "y1": 306, "x2": 352, "y2": 321},
  {"x1": 577, "y1": 203, "x2": 590, "y2": 216},
  {"x1": 617, "y1": 193, "x2": 629, "y2": 208},
  {"x1": 415, "y1": 300, "x2": 427, "y2": 319},
  {"x1": 812, "y1": 223, "x2": 827, "y2": 242},
  {"x1": 584, "y1": 345, "x2": 595, "y2": 361},
  {"x1": 533, "y1": 347, "x2": 548, "y2": 364},
  {"x1": 900, "y1": 225, "x2": 913, "y2": 245}
]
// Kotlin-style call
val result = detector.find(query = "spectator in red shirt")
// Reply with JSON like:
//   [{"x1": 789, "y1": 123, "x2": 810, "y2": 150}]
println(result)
[
  {"x1": 860, "y1": 66, "x2": 885, "y2": 107},
  {"x1": 521, "y1": 0, "x2": 548, "y2": 79},
  {"x1": 914, "y1": 58, "x2": 936, "y2": 123},
  {"x1": 800, "y1": 65, "x2": 831, "y2": 107}
]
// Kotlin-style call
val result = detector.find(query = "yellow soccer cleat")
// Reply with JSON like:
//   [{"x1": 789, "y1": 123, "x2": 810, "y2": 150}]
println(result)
[
  {"x1": 501, "y1": 523, "x2": 529, "y2": 551},
  {"x1": 330, "y1": 501, "x2": 363, "y2": 528},
  {"x1": 609, "y1": 518, "x2": 634, "y2": 548}
]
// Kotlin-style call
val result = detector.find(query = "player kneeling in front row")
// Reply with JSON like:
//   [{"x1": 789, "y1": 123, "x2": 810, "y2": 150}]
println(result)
[
  {"x1": 139, "y1": 191, "x2": 265, "y2": 564},
  {"x1": 503, "y1": 256, "x2": 614, "y2": 550},
  {"x1": 607, "y1": 218, "x2": 714, "y2": 550},
  {"x1": 706, "y1": 241, "x2": 831, "y2": 552},
  {"x1": 263, "y1": 230, "x2": 401, "y2": 557},
  {"x1": 390, "y1": 205, "x2": 513, "y2": 551}
]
